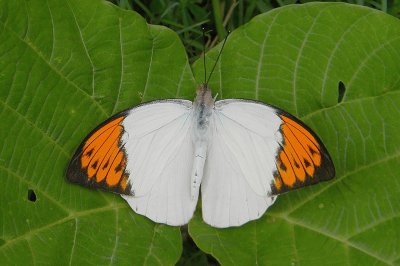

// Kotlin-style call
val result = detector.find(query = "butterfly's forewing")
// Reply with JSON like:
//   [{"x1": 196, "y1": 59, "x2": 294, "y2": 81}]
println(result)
[
  {"x1": 67, "y1": 110, "x2": 132, "y2": 195},
  {"x1": 67, "y1": 100, "x2": 199, "y2": 226},
  {"x1": 271, "y1": 111, "x2": 335, "y2": 195},
  {"x1": 201, "y1": 100, "x2": 335, "y2": 228}
]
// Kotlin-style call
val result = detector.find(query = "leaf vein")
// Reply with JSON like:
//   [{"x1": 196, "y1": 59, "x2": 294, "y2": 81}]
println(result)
[
  {"x1": 345, "y1": 36, "x2": 400, "y2": 101},
  {"x1": 254, "y1": 13, "x2": 278, "y2": 100},
  {"x1": 108, "y1": 209, "x2": 119, "y2": 266},
  {"x1": 0, "y1": 165, "x2": 70, "y2": 214},
  {"x1": 141, "y1": 34, "x2": 155, "y2": 102},
  {"x1": 68, "y1": 218, "x2": 78, "y2": 266},
  {"x1": 0, "y1": 20, "x2": 108, "y2": 116},
  {"x1": 292, "y1": 6, "x2": 329, "y2": 115},
  {"x1": 112, "y1": 17, "x2": 124, "y2": 114},
  {"x1": 275, "y1": 215, "x2": 393, "y2": 265},
  {"x1": 320, "y1": 12, "x2": 374, "y2": 102},
  {"x1": 0, "y1": 204, "x2": 126, "y2": 250},
  {"x1": 347, "y1": 214, "x2": 400, "y2": 240},
  {"x1": 66, "y1": 0, "x2": 96, "y2": 97},
  {"x1": 285, "y1": 152, "x2": 400, "y2": 215},
  {"x1": 0, "y1": 98, "x2": 70, "y2": 157}
]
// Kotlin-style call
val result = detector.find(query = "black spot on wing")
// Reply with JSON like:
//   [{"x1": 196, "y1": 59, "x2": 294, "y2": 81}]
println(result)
[{"x1": 91, "y1": 160, "x2": 98, "y2": 169}]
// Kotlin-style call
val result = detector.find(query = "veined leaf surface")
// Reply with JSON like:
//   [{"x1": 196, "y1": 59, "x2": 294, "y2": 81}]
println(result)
[
  {"x1": 0, "y1": 0, "x2": 194, "y2": 264},
  {"x1": 1, "y1": 1, "x2": 399, "y2": 265},
  {"x1": 190, "y1": 3, "x2": 400, "y2": 266}
]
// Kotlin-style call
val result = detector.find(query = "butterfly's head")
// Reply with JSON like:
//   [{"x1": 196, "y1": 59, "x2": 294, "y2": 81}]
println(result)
[{"x1": 195, "y1": 83, "x2": 214, "y2": 108}]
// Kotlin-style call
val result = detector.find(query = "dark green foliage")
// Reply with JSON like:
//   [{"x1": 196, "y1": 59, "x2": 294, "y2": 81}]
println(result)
[{"x1": 110, "y1": 0, "x2": 400, "y2": 61}]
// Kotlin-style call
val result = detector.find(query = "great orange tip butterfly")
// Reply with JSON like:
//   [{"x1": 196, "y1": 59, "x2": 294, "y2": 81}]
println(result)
[{"x1": 67, "y1": 30, "x2": 335, "y2": 228}]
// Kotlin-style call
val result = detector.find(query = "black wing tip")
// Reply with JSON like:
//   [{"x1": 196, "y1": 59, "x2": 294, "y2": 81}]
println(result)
[
  {"x1": 65, "y1": 150, "x2": 133, "y2": 196},
  {"x1": 269, "y1": 108, "x2": 336, "y2": 196},
  {"x1": 270, "y1": 148, "x2": 336, "y2": 197},
  {"x1": 278, "y1": 106, "x2": 336, "y2": 180},
  {"x1": 318, "y1": 150, "x2": 336, "y2": 181},
  {"x1": 65, "y1": 153, "x2": 91, "y2": 187},
  {"x1": 64, "y1": 109, "x2": 134, "y2": 195},
  {"x1": 65, "y1": 150, "x2": 83, "y2": 183}
]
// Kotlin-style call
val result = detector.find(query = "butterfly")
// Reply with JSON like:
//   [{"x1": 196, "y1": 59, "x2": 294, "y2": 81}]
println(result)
[
  {"x1": 66, "y1": 37, "x2": 335, "y2": 228},
  {"x1": 66, "y1": 84, "x2": 335, "y2": 228}
]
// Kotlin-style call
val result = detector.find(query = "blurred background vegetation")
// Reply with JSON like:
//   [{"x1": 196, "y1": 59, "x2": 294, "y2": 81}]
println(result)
[
  {"x1": 109, "y1": 0, "x2": 400, "y2": 62},
  {"x1": 106, "y1": 1, "x2": 400, "y2": 264}
]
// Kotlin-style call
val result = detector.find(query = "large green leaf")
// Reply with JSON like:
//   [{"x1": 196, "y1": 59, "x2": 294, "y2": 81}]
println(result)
[
  {"x1": 0, "y1": 0, "x2": 195, "y2": 264},
  {"x1": 189, "y1": 3, "x2": 400, "y2": 265},
  {"x1": 1, "y1": 0, "x2": 400, "y2": 265}
]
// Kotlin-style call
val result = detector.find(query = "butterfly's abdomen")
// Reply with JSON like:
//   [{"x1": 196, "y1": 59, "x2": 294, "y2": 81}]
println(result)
[
  {"x1": 191, "y1": 143, "x2": 206, "y2": 200},
  {"x1": 191, "y1": 87, "x2": 213, "y2": 199}
]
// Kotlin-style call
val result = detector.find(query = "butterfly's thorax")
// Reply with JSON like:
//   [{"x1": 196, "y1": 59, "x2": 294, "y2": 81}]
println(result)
[
  {"x1": 191, "y1": 84, "x2": 214, "y2": 199},
  {"x1": 193, "y1": 84, "x2": 214, "y2": 141}
]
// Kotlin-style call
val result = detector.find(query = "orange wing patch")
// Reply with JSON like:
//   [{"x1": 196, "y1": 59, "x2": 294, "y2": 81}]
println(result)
[
  {"x1": 271, "y1": 113, "x2": 335, "y2": 195},
  {"x1": 67, "y1": 113, "x2": 132, "y2": 195}
]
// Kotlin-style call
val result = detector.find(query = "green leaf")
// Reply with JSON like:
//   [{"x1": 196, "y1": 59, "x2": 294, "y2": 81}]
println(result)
[
  {"x1": 0, "y1": 0, "x2": 195, "y2": 264},
  {"x1": 2, "y1": 0, "x2": 400, "y2": 265},
  {"x1": 190, "y1": 3, "x2": 400, "y2": 265}
]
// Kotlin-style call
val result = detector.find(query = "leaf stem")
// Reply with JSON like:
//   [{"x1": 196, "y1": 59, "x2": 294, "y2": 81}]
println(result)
[{"x1": 212, "y1": 0, "x2": 226, "y2": 41}]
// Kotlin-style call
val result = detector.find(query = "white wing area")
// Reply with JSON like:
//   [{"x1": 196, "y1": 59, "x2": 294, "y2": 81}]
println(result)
[
  {"x1": 201, "y1": 100, "x2": 281, "y2": 228},
  {"x1": 121, "y1": 100, "x2": 198, "y2": 226}
]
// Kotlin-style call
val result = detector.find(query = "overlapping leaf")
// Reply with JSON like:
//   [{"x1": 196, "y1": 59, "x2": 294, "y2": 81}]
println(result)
[
  {"x1": 0, "y1": 0, "x2": 195, "y2": 264},
  {"x1": 190, "y1": 3, "x2": 400, "y2": 265},
  {"x1": 1, "y1": 1, "x2": 400, "y2": 265}
]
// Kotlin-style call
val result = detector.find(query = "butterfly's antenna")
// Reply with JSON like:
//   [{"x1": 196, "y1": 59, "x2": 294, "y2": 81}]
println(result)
[
  {"x1": 202, "y1": 28, "x2": 207, "y2": 85},
  {"x1": 206, "y1": 31, "x2": 230, "y2": 85}
]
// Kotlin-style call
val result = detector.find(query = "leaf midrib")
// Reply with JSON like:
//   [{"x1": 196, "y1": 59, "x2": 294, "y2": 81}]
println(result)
[
  {"x1": 0, "y1": 13, "x2": 109, "y2": 117},
  {"x1": 267, "y1": 152, "x2": 400, "y2": 265},
  {"x1": 300, "y1": 89, "x2": 400, "y2": 121},
  {"x1": 0, "y1": 203, "x2": 126, "y2": 250},
  {"x1": 269, "y1": 213, "x2": 393, "y2": 265}
]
